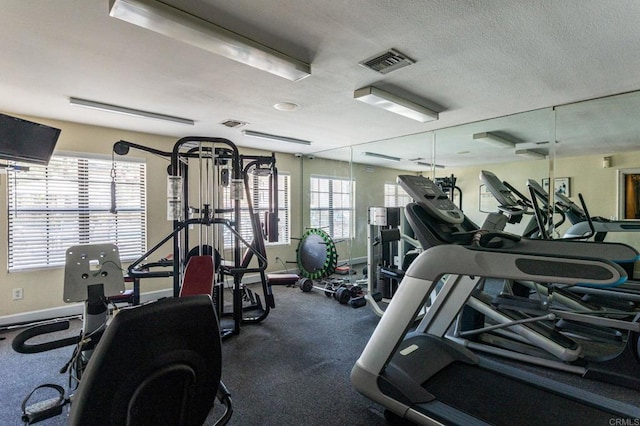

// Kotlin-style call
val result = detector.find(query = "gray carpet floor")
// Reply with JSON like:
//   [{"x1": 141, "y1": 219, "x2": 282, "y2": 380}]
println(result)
[
  {"x1": 1, "y1": 284, "x2": 387, "y2": 425},
  {"x1": 2, "y1": 283, "x2": 639, "y2": 425}
]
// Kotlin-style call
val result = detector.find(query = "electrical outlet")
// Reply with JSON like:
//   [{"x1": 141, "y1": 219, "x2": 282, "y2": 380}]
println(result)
[{"x1": 12, "y1": 287, "x2": 23, "y2": 300}]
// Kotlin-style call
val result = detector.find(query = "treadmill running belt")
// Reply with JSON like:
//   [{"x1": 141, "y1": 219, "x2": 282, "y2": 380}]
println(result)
[{"x1": 424, "y1": 362, "x2": 617, "y2": 426}]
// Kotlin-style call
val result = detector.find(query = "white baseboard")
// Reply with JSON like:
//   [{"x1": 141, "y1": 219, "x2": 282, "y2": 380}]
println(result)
[{"x1": 0, "y1": 289, "x2": 173, "y2": 328}]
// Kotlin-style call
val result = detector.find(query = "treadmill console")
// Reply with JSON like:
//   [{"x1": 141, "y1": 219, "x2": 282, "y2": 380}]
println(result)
[
  {"x1": 526, "y1": 179, "x2": 549, "y2": 204},
  {"x1": 397, "y1": 175, "x2": 464, "y2": 224},
  {"x1": 554, "y1": 190, "x2": 585, "y2": 215},
  {"x1": 480, "y1": 170, "x2": 519, "y2": 207}
]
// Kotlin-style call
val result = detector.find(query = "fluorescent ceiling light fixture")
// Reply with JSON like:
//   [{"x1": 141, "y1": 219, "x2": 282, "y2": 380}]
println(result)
[
  {"x1": 242, "y1": 130, "x2": 311, "y2": 146},
  {"x1": 353, "y1": 87, "x2": 438, "y2": 122},
  {"x1": 473, "y1": 132, "x2": 515, "y2": 149},
  {"x1": 364, "y1": 152, "x2": 401, "y2": 162},
  {"x1": 109, "y1": 0, "x2": 311, "y2": 82},
  {"x1": 69, "y1": 97, "x2": 194, "y2": 125},
  {"x1": 416, "y1": 161, "x2": 445, "y2": 169},
  {"x1": 515, "y1": 149, "x2": 546, "y2": 160}
]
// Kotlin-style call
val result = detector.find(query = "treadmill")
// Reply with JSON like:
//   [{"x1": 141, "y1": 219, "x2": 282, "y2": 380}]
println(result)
[
  {"x1": 526, "y1": 177, "x2": 640, "y2": 242},
  {"x1": 351, "y1": 175, "x2": 640, "y2": 425},
  {"x1": 408, "y1": 172, "x2": 640, "y2": 366}
]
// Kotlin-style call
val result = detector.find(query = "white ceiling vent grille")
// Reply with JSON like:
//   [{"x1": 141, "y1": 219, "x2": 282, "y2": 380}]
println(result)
[
  {"x1": 359, "y1": 49, "x2": 415, "y2": 74},
  {"x1": 220, "y1": 119, "x2": 248, "y2": 128}
]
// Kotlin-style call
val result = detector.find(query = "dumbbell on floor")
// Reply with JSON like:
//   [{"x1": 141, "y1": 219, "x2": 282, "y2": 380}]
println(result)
[{"x1": 298, "y1": 278, "x2": 353, "y2": 305}]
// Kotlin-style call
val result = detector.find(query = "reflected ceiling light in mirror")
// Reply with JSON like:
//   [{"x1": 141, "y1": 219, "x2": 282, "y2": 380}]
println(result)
[
  {"x1": 109, "y1": 0, "x2": 311, "y2": 81},
  {"x1": 364, "y1": 151, "x2": 401, "y2": 162},
  {"x1": 242, "y1": 130, "x2": 311, "y2": 145},
  {"x1": 416, "y1": 161, "x2": 445, "y2": 169},
  {"x1": 473, "y1": 132, "x2": 515, "y2": 148},
  {"x1": 69, "y1": 97, "x2": 194, "y2": 125},
  {"x1": 515, "y1": 149, "x2": 546, "y2": 160},
  {"x1": 353, "y1": 87, "x2": 438, "y2": 122}
]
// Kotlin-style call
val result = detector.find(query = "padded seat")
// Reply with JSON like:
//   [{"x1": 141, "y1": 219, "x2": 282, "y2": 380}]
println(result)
[
  {"x1": 267, "y1": 273, "x2": 300, "y2": 285},
  {"x1": 68, "y1": 295, "x2": 228, "y2": 426}
]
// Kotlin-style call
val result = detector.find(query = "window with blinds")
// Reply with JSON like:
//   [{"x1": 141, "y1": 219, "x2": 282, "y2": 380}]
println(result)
[
  {"x1": 309, "y1": 176, "x2": 354, "y2": 239},
  {"x1": 384, "y1": 183, "x2": 412, "y2": 207},
  {"x1": 222, "y1": 172, "x2": 290, "y2": 247},
  {"x1": 7, "y1": 154, "x2": 146, "y2": 271}
]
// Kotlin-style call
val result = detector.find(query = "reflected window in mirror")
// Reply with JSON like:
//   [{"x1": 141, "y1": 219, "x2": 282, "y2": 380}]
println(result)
[
  {"x1": 222, "y1": 172, "x2": 291, "y2": 246},
  {"x1": 384, "y1": 183, "x2": 411, "y2": 207},
  {"x1": 310, "y1": 176, "x2": 354, "y2": 239}
]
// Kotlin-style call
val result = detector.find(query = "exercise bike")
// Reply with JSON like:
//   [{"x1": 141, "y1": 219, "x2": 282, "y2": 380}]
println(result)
[{"x1": 12, "y1": 243, "x2": 232, "y2": 425}]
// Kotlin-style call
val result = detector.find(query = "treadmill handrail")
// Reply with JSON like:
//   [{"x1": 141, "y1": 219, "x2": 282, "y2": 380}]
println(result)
[
  {"x1": 354, "y1": 242, "x2": 626, "y2": 381},
  {"x1": 404, "y1": 243, "x2": 626, "y2": 289}
]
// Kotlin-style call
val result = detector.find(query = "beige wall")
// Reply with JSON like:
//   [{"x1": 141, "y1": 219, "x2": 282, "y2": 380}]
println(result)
[{"x1": 2, "y1": 113, "x2": 640, "y2": 321}]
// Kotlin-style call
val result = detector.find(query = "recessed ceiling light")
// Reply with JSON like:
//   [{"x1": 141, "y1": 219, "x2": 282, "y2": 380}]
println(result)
[{"x1": 274, "y1": 102, "x2": 300, "y2": 111}]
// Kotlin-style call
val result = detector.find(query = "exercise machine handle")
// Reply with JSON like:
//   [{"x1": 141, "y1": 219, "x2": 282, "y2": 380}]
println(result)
[
  {"x1": 12, "y1": 321, "x2": 80, "y2": 354},
  {"x1": 474, "y1": 230, "x2": 521, "y2": 248},
  {"x1": 560, "y1": 193, "x2": 596, "y2": 241}
]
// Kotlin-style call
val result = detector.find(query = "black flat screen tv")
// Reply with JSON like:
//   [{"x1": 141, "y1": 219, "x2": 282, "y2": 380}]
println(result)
[{"x1": 0, "y1": 113, "x2": 61, "y2": 165}]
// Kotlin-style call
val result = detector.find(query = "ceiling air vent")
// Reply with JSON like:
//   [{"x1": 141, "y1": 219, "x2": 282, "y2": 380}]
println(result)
[
  {"x1": 359, "y1": 49, "x2": 415, "y2": 74},
  {"x1": 220, "y1": 119, "x2": 247, "y2": 128}
]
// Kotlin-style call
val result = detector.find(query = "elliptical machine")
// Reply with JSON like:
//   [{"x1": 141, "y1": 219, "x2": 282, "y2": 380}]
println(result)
[{"x1": 13, "y1": 244, "x2": 233, "y2": 425}]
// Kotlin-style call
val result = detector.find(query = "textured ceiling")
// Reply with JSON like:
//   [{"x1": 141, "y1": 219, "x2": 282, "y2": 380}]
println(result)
[{"x1": 2, "y1": 0, "x2": 640, "y2": 170}]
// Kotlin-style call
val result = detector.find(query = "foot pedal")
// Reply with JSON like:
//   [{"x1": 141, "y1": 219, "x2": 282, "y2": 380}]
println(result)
[
  {"x1": 492, "y1": 293, "x2": 547, "y2": 314},
  {"x1": 21, "y1": 384, "x2": 67, "y2": 425}
]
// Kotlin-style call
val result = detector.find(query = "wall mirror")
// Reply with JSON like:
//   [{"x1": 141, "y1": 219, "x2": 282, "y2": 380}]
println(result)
[
  {"x1": 436, "y1": 108, "x2": 552, "y2": 234},
  {"x1": 554, "y1": 90, "x2": 640, "y2": 249}
]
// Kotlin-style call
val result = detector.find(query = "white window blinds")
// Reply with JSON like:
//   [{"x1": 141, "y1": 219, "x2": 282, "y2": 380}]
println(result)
[
  {"x1": 310, "y1": 176, "x2": 354, "y2": 239},
  {"x1": 7, "y1": 154, "x2": 146, "y2": 271}
]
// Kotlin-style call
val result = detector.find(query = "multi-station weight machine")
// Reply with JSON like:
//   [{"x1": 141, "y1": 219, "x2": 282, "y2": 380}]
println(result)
[
  {"x1": 365, "y1": 175, "x2": 460, "y2": 317},
  {"x1": 365, "y1": 207, "x2": 421, "y2": 316},
  {"x1": 113, "y1": 136, "x2": 280, "y2": 338}
]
